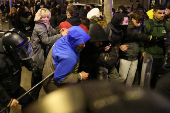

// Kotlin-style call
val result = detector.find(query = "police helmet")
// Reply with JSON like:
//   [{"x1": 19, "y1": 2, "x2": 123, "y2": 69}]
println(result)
[{"x1": 2, "y1": 28, "x2": 34, "y2": 60}]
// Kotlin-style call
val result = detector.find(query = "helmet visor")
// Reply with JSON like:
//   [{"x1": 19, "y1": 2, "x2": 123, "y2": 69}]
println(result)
[{"x1": 14, "y1": 42, "x2": 34, "y2": 60}]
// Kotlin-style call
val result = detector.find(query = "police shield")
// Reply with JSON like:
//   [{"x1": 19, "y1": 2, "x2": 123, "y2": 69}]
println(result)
[{"x1": 140, "y1": 54, "x2": 153, "y2": 89}]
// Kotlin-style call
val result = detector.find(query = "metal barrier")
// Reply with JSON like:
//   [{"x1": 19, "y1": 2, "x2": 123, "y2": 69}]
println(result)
[{"x1": 0, "y1": 10, "x2": 2, "y2": 31}]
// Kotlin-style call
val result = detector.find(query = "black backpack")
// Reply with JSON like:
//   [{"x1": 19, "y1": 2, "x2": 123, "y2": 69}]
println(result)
[{"x1": 148, "y1": 19, "x2": 169, "y2": 34}]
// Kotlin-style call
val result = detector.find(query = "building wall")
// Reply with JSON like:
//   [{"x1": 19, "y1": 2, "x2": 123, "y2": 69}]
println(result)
[
  {"x1": 75, "y1": 0, "x2": 100, "y2": 4},
  {"x1": 112, "y1": 0, "x2": 137, "y2": 10}
]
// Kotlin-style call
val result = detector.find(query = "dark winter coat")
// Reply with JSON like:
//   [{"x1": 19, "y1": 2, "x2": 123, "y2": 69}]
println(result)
[
  {"x1": 79, "y1": 7, "x2": 88, "y2": 18},
  {"x1": 0, "y1": 54, "x2": 21, "y2": 110},
  {"x1": 56, "y1": 14, "x2": 67, "y2": 26},
  {"x1": 50, "y1": 14, "x2": 67, "y2": 31},
  {"x1": 79, "y1": 23, "x2": 109, "y2": 79},
  {"x1": 30, "y1": 23, "x2": 62, "y2": 71},
  {"x1": 119, "y1": 21, "x2": 150, "y2": 61},
  {"x1": 49, "y1": 15, "x2": 58, "y2": 28},
  {"x1": 0, "y1": 39, "x2": 24, "y2": 110},
  {"x1": 7, "y1": 13, "x2": 17, "y2": 28},
  {"x1": 100, "y1": 22, "x2": 122, "y2": 69},
  {"x1": 16, "y1": 15, "x2": 32, "y2": 34}
]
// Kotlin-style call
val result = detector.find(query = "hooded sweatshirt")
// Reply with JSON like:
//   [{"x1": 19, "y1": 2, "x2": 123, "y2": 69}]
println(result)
[{"x1": 52, "y1": 26, "x2": 90, "y2": 83}]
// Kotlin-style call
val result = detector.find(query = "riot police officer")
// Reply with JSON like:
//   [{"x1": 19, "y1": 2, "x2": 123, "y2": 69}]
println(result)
[{"x1": 0, "y1": 28, "x2": 34, "y2": 113}]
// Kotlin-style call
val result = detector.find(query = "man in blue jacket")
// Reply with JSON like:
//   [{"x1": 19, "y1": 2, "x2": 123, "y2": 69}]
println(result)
[{"x1": 42, "y1": 26, "x2": 90, "y2": 93}]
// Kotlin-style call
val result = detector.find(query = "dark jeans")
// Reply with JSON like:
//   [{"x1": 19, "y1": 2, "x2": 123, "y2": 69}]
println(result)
[
  {"x1": 150, "y1": 58, "x2": 165, "y2": 89},
  {"x1": 31, "y1": 70, "x2": 42, "y2": 99}
]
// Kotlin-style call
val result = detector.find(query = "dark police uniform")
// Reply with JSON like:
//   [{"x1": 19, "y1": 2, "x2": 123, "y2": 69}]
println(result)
[{"x1": 0, "y1": 29, "x2": 35, "y2": 113}]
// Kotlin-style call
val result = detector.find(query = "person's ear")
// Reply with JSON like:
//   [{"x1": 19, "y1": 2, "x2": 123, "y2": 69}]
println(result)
[
  {"x1": 153, "y1": 11, "x2": 156, "y2": 16},
  {"x1": 67, "y1": 12, "x2": 71, "y2": 18}
]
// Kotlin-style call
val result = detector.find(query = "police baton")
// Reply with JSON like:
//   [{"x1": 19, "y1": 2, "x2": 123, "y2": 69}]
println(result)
[{"x1": 0, "y1": 72, "x2": 54, "y2": 113}]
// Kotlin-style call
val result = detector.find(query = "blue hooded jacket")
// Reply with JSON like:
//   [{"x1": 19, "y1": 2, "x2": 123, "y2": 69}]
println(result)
[{"x1": 52, "y1": 26, "x2": 90, "y2": 83}]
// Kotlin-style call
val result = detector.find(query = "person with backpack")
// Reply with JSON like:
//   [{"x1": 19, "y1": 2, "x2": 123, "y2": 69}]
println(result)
[{"x1": 140, "y1": 4, "x2": 170, "y2": 89}]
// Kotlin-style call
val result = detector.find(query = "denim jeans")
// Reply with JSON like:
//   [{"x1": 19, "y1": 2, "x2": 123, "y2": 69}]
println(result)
[{"x1": 119, "y1": 59, "x2": 138, "y2": 87}]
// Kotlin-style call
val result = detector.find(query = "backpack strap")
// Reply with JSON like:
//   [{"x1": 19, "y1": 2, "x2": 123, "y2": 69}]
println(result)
[
  {"x1": 163, "y1": 20, "x2": 169, "y2": 33},
  {"x1": 148, "y1": 19, "x2": 154, "y2": 34},
  {"x1": 148, "y1": 19, "x2": 169, "y2": 34},
  {"x1": 108, "y1": 28, "x2": 112, "y2": 41}
]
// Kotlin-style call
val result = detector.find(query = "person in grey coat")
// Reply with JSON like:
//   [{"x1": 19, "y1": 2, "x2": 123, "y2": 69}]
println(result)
[{"x1": 30, "y1": 8, "x2": 68, "y2": 99}]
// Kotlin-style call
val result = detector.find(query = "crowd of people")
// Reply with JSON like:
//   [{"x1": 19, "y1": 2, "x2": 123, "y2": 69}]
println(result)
[{"x1": 1, "y1": 0, "x2": 170, "y2": 112}]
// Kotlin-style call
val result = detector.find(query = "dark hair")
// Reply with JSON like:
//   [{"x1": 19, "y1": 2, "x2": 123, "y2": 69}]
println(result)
[
  {"x1": 80, "y1": 17, "x2": 90, "y2": 29},
  {"x1": 64, "y1": 2, "x2": 68, "y2": 5},
  {"x1": 40, "y1": 2, "x2": 45, "y2": 6},
  {"x1": 90, "y1": 4, "x2": 95, "y2": 8},
  {"x1": 67, "y1": 5, "x2": 79, "y2": 17},
  {"x1": 164, "y1": 14, "x2": 170, "y2": 21},
  {"x1": 118, "y1": 5, "x2": 126, "y2": 12},
  {"x1": 153, "y1": 4, "x2": 166, "y2": 12},
  {"x1": 51, "y1": 7, "x2": 59, "y2": 15},
  {"x1": 18, "y1": 6, "x2": 26, "y2": 17},
  {"x1": 130, "y1": 10, "x2": 145, "y2": 22}
]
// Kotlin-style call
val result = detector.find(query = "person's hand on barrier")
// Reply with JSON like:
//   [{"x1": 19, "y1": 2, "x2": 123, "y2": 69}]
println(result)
[
  {"x1": 60, "y1": 28, "x2": 68, "y2": 36},
  {"x1": 80, "y1": 71, "x2": 89, "y2": 80},
  {"x1": 120, "y1": 45, "x2": 128, "y2": 51}
]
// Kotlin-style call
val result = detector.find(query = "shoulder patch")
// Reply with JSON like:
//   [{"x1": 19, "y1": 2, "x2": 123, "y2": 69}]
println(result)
[{"x1": 162, "y1": 30, "x2": 166, "y2": 33}]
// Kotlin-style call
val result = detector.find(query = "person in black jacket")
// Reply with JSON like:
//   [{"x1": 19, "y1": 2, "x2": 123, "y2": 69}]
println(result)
[
  {"x1": 78, "y1": 23, "x2": 109, "y2": 80},
  {"x1": 96, "y1": 13, "x2": 129, "y2": 81},
  {"x1": 118, "y1": 10, "x2": 151, "y2": 87}
]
